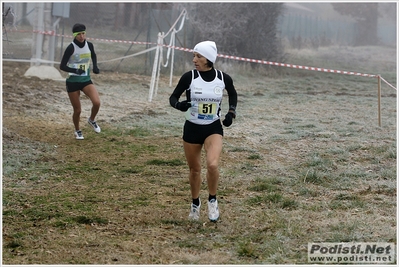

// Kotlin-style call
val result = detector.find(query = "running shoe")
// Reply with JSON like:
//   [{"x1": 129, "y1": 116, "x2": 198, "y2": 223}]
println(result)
[
  {"x1": 188, "y1": 199, "x2": 201, "y2": 220},
  {"x1": 88, "y1": 118, "x2": 101, "y2": 133},
  {"x1": 74, "y1": 130, "x2": 84, "y2": 140},
  {"x1": 208, "y1": 199, "x2": 219, "y2": 222}
]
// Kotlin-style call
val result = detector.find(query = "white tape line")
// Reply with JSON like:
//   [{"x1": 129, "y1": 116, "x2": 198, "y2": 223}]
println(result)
[
  {"x1": 97, "y1": 46, "x2": 157, "y2": 63},
  {"x1": 379, "y1": 76, "x2": 398, "y2": 91}
]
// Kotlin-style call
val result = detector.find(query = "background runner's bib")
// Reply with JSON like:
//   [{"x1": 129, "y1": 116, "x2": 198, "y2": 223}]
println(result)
[
  {"x1": 66, "y1": 42, "x2": 91, "y2": 82},
  {"x1": 185, "y1": 69, "x2": 225, "y2": 125}
]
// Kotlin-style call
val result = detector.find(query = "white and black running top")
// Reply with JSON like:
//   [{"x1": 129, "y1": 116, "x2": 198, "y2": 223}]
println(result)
[{"x1": 170, "y1": 68, "x2": 237, "y2": 125}]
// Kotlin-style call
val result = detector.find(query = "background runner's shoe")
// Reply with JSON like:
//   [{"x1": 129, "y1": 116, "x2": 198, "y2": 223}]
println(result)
[
  {"x1": 189, "y1": 199, "x2": 201, "y2": 220},
  {"x1": 208, "y1": 199, "x2": 219, "y2": 222},
  {"x1": 74, "y1": 130, "x2": 84, "y2": 140},
  {"x1": 88, "y1": 118, "x2": 101, "y2": 133}
]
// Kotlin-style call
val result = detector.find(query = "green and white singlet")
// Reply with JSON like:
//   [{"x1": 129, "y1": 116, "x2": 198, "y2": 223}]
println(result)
[{"x1": 66, "y1": 42, "x2": 92, "y2": 83}]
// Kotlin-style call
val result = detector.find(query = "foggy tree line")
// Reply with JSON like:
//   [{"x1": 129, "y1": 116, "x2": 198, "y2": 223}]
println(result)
[
  {"x1": 70, "y1": 2, "x2": 394, "y2": 59},
  {"x1": 55, "y1": 2, "x2": 285, "y2": 63},
  {"x1": 182, "y1": 3, "x2": 284, "y2": 64},
  {"x1": 84, "y1": 2, "x2": 286, "y2": 63}
]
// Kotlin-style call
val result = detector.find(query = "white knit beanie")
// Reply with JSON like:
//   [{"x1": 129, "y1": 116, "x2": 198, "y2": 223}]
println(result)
[{"x1": 193, "y1": 41, "x2": 218, "y2": 63}]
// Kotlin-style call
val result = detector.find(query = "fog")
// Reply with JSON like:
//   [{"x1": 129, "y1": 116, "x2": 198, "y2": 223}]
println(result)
[
  {"x1": 2, "y1": 2, "x2": 397, "y2": 70},
  {"x1": 281, "y1": 2, "x2": 396, "y2": 47}
]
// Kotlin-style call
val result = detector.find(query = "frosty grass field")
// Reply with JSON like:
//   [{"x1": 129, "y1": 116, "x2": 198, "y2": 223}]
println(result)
[{"x1": 2, "y1": 45, "x2": 396, "y2": 264}]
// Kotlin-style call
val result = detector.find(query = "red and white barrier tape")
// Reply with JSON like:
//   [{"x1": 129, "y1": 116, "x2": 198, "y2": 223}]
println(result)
[
  {"x1": 159, "y1": 44, "x2": 377, "y2": 77},
  {"x1": 219, "y1": 53, "x2": 378, "y2": 77},
  {"x1": 163, "y1": 44, "x2": 397, "y2": 91},
  {"x1": 9, "y1": 29, "x2": 154, "y2": 45}
]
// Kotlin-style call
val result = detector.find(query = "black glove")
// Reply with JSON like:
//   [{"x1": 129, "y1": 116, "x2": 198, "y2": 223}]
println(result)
[
  {"x1": 222, "y1": 112, "x2": 234, "y2": 127},
  {"x1": 75, "y1": 68, "x2": 85, "y2": 75},
  {"x1": 175, "y1": 100, "x2": 191, "y2": 112},
  {"x1": 93, "y1": 66, "x2": 100, "y2": 74}
]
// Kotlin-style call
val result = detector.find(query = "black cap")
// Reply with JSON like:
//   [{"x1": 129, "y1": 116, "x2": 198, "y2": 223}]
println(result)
[{"x1": 72, "y1": 23, "x2": 86, "y2": 33}]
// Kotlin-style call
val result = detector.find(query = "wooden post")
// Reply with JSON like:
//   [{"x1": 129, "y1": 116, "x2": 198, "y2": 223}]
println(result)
[{"x1": 378, "y1": 75, "x2": 381, "y2": 127}]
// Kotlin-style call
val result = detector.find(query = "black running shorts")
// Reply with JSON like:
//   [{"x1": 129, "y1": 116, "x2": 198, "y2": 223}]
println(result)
[
  {"x1": 66, "y1": 80, "x2": 93, "y2": 93},
  {"x1": 183, "y1": 120, "x2": 223, "y2": 144}
]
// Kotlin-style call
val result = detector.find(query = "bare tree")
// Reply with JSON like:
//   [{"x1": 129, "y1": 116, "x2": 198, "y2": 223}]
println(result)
[{"x1": 184, "y1": 3, "x2": 284, "y2": 63}]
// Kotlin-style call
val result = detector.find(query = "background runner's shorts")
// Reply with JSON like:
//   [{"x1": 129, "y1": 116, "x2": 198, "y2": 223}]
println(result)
[
  {"x1": 183, "y1": 120, "x2": 223, "y2": 144},
  {"x1": 66, "y1": 80, "x2": 93, "y2": 93}
]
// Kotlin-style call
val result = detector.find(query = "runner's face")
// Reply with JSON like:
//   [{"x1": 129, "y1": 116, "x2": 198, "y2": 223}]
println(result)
[
  {"x1": 75, "y1": 32, "x2": 86, "y2": 42},
  {"x1": 193, "y1": 52, "x2": 211, "y2": 71}
]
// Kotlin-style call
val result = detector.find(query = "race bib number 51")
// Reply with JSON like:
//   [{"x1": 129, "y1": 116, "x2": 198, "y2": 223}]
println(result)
[
  {"x1": 196, "y1": 102, "x2": 217, "y2": 120},
  {"x1": 199, "y1": 103, "x2": 217, "y2": 115}
]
